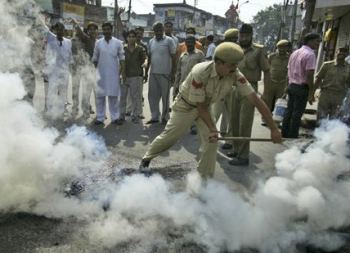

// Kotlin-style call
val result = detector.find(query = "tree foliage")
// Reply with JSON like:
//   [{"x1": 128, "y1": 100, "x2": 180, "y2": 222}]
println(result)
[{"x1": 252, "y1": 4, "x2": 285, "y2": 53}]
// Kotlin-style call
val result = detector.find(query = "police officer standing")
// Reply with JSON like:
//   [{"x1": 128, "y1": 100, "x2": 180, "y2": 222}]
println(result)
[
  {"x1": 262, "y1": 40, "x2": 291, "y2": 113},
  {"x1": 139, "y1": 43, "x2": 282, "y2": 179},
  {"x1": 314, "y1": 46, "x2": 350, "y2": 120},
  {"x1": 229, "y1": 24, "x2": 271, "y2": 166}
]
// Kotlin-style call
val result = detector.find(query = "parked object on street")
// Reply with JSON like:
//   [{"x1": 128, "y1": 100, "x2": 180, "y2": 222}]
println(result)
[{"x1": 272, "y1": 97, "x2": 288, "y2": 122}]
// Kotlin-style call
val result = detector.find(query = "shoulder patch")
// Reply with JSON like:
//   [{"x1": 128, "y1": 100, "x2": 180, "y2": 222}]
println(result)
[
  {"x1": 192, "y1": 80, "x2": 203, "y2": 89},
  {"x1": 238, "y1": 76, "x2": 247, "y2": 85}
]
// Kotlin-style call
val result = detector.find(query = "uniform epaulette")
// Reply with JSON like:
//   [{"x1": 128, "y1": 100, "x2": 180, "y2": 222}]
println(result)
[{"x1": 253, "y1": 43, "x2": 264, "y2": 49}]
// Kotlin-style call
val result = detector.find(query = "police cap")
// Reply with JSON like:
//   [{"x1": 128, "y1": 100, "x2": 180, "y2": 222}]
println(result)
[
  {"x1": 239, "y1": 23, "x2": 253, "y2": 34},
  {"x1": 87, "y1": 22, "x2": 98, "y2": 30},
  {"x1": 276, "y1": 39, "x2": 290, "y2": 47},
  {"x1": 214, "y1": 42, "x2": 244, "y2": 64},
  {"x1": 224, "y1": 28, "x2": 239, "y2": 39}
]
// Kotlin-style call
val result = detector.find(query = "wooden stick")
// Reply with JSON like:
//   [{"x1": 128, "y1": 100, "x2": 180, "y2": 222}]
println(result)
[{"x1": 218, "y1": 136, "x2": 297, "y2": 142}]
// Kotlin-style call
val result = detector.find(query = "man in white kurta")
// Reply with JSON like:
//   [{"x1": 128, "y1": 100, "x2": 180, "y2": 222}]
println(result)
[
  {"x1": 92, "y1": 22, "x2": 125, "y2": 124},
  {"x1": 44, "y1": 22, "x2": 73, "y2": 119}
]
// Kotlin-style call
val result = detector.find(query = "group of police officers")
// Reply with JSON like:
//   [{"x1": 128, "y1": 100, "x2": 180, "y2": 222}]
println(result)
[{"x1": 140, "y1": 22, "x2": 350, "y2": 179}]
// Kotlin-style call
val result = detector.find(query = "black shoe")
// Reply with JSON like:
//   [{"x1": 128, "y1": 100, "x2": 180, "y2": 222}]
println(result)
[
  {"x1": 261, "y1": 122, "x2": 267, "y2": 127},
  {"x1": 228, "y1": 157, "x2": 249, "y2": 166},
  {"x1": 131, "y1": 116, "x2": 139, "y2": 124},
  {"x1": 89, "y1": 105, "x2": 95, "y2": 114},
  {"x1": 94, "y1": 120, "x2": 104, "y2": 125},
  {"x1": 112, "y1": 118, "x2": 124, "y2": 125},
  {"x1": 221, "y1": 143, "x2": 233, "y2": 150},
  {"x1": 125, "y1": 112, "x2": 131, "y2": 117},
  {"x1": 190, "y1": 125, "x2": 197, "y2": 135},
  {"x1": 138, "y1": 115, "x2": 145, "y2": 119},
  {"x1": 146, "y1": 119, "x2": 159, "y2": 124},
  {"x1": 139, "y1": 160, "x2": 152, "y2": 176},
  {"x1": 226, "y1": 152, "x2": 238, "y2": 158}
]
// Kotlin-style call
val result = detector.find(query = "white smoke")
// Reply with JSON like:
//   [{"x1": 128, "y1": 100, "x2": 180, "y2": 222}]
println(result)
[
  {"x1": 0, "y1": 73, "x2": 109, "y2": 217},
  {"x1": 83, "y1": 118, "x2": 349, "y2": 252}
]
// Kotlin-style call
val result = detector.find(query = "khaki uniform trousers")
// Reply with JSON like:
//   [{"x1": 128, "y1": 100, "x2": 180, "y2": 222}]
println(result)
[
  {"x1": 317, "y1": 91, "x2": 344, "y2": 120},
  {"x1": 211, "y1": 89, "x2": 234, "y2": 138},
  {"x1": 263, "y1": 80, "x2": 286, "y2": 112},
  {"x1": 231, "y1": 82, "x2": 257, "y2": 159},
  {"x1": 143, "y1": 101, "x2": 218, "y2": 179}
]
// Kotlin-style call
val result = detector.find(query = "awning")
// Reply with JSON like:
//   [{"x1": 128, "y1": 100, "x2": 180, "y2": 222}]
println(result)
[
  {"x1": 33, "y1": 0, "x2": 54, "y2": 13},
  {"x1": 313, "y1": 0, "x2": 350, "y2": 22}
]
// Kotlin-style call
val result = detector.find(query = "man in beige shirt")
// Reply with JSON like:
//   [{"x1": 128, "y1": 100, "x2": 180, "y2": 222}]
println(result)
[
  {"x1": 173, "y1": 35, "x2": 205, "y2": 99},
  {"x1": 139, "y1": 43, "x2": 282, "y2": 179}
]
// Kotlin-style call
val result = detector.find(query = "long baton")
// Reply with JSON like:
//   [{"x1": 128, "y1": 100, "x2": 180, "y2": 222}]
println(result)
[{"x1": 218, "y1": 136, "x2": 298, "y2": 142}]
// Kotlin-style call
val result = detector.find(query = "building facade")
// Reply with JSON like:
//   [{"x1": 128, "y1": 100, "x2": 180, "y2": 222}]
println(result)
[
  {"x1": 153, "y1": 3, "x2": 228, "y2": 37},
  {"x1": 312, "y1": 0, "x2": 350, "y2": 68},
  {"x1": 35, "y1": 0, "x2": 107, "y2": 28}
]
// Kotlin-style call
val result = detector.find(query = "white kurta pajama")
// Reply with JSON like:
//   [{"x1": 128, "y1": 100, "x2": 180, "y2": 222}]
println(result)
[
  {"x1": 92, "y1": 37, "x2": 125, "y2": 122},
  {"x1": 44, "y1": 31, "x2": 73, "y2": 119}
]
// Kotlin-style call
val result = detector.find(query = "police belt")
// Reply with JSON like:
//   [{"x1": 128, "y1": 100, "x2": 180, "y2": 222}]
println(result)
[{"x1": 180, "y1": 95, "x2": 197, "y2": 108}]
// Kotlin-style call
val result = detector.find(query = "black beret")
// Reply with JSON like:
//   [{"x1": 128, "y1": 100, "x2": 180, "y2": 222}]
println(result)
[{"x1": 239, "y1": 23, "x2": 253, "y2": 34}]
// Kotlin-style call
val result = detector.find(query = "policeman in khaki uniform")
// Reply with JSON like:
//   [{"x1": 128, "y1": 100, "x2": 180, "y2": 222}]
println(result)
[
  {"x1": 314, "y1": 46, "x2": 350, "y2": 120},
  {"x1": 140, "y1": 42, "x2": 282, "y2": 179},
  {"x1": 262, "y1": 39, "x2": 291, "y2": 112},
  {"x1": 230, "y1": 24, "x2": 271, "y2": 166},
  {"x1": 212, "y1": 28, "x2": 239, "y2": 150}
]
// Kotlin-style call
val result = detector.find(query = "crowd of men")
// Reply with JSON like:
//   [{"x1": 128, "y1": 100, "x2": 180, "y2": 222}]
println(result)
[{"x1": 21, "y1": 10, "x2": 350, "y2": 179}]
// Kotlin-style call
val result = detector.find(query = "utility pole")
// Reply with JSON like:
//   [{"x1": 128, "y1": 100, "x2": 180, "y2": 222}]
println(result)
[
  {"x1": 113, "y1": 0, "x2": 119, "y2": 37},
  {"x1": 290, "y1": 0, "x2": 298, "y2": 45},
  {"x1": 301, "y1": 0, "x2": 316, "y2": 36},
  {"x1": 127, "y1": 0, "x2": 132, "y2": 22}
]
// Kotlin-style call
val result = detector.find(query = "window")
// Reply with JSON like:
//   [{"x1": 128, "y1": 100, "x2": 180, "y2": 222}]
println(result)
[{"x1": 86, "y1": 0, "x2": 96, "y2": 5}]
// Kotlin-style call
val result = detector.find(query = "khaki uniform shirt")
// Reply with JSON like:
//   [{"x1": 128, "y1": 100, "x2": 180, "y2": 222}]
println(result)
[
  {"x1": 174, "y1": 48, "x2": 205, "y2": 90},
  {"x1": 238, "y1": 43, "x2": 270, "y2": 83},
  {"x1": 175, "y1": 61, "x2": 254, "y2": 110},
  {"x1": 316, "y1": 60, "x2": 350, "y2": 93},
  {"x1": 269, "y1": 52, "x2": 289, "y2": 83}
]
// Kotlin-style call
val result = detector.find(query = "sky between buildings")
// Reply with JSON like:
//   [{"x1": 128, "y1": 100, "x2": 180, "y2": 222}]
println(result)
[{"x1": 102, "y1": 0, "x2": 284, "y2": 23}]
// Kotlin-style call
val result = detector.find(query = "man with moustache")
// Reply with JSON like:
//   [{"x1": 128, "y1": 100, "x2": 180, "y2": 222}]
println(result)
[
  {"x1": 44, "y1": 22, "x2": 73, "y2": 119},
  {"x1": 314, "y1": 46, "x2": 350, "y2": 121},
  {"x1": 92, "y1": 22, "x2": 125, "y2": 125},
  {"x1": 139, "y1": 43, "x2": 282, "y2": 179},
  {"x1": 145, "y1": 22, "x2": 177, "y2": 125},
  {"x1": 229, "y1": 24, "x2": 271, "y2": 166}
]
